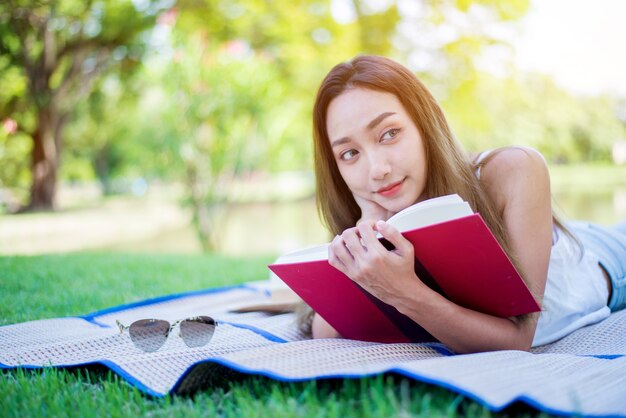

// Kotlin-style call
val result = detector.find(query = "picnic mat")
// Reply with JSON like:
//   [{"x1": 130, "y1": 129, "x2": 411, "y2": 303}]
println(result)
[{"x1": 1, "y1": 283, "x2": 625, "y2": 417}]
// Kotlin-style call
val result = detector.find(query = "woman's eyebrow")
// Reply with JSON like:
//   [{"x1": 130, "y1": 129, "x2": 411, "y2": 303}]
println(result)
[
  {"x1": 331, "y1": 137, "x2": 351, "y2": 148},
  {"x1": 367, "y1": 111, "x2": 396, "y2": 130},
  {"x1": 330, "y1": 111, "x2": 397, "y2": 148}
]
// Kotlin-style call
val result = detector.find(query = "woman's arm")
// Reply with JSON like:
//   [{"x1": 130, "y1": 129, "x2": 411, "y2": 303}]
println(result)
[
  {"x1": 327, "y1": 147, "x2": 553, "y2": 353},
  {"x1": 312, "y1": 311, "x2": 340, "y2": 338}
]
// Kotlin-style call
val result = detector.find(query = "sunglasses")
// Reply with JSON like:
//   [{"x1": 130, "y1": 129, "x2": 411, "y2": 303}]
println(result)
[{"x1": 116, "y1": 316, "x2": 217, "y2": 352}]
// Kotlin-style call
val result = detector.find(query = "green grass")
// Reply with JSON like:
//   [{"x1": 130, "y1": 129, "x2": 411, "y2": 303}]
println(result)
[{"x1": 0, "y1": 253, "x2": 551, "y2": 417}]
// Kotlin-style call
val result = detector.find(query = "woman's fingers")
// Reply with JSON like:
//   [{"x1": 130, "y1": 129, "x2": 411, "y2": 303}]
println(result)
[
  {"x1": 357, "y1": 221, "x2": 383, "y2": 252},
  {"x1": 329, "y1": 227, "x2": 371, "y2": 275},
  {"x1": 375, "y1": 221, "x2": 413, "y2": 255},
  {"x1": 328, "y1": 234, "x2": 351, "y2": 272},
  {"x1": 330, "y1": 222, "x2": 413, "y2": 280},
  {"x1": 342, "y1": 227, "x2": 368, "y2": 258}
]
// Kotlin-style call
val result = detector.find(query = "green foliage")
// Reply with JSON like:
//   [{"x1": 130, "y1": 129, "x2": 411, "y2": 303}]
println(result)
[
  {"x1": 46, "y1": 0, "x2": 402, "y2": 211},
  {"x1": 94, "y1": 0, "x2": 620, "y2": 193},
  {"x1": 399, "y1": 0, "x2": 624, "y2": 163},
  {"x1": 108, "y1": 0, "x2": 404, "y2": 250},
  {"x1": 133, "y1": 37, "x2": 311, "y2": 249},
  {"x1": 62, "y1": 75, "x2": 148, "y2": 191},
  {"x1": 2, "y1": 0, "x2": 625, "y2": 221},
  {"x1": 0, "y1": 27, "x2": 32, "y2": 199},
  {"x1": 0, "y1": 0, "x2": 170, "y2": 208},
  {"x1": 442, "y1": 73, "x2": 626, "y2": 162},
  {"x1": 0, "y1": 131, "x2": 31, "y2": 202},
  {"x1": 0, "y1": 0, "x2": 163, "y2": 115},
  {"x1": 152, "y1": 38, "x2": 295, "y2": 179}
]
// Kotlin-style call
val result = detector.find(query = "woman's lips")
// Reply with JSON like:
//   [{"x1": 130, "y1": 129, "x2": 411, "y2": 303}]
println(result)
[{"x1": 376, "y1": 180, "x2": 403, "y2": 197}]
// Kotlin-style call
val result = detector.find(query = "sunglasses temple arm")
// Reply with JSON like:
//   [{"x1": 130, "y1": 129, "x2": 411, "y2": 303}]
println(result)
[{"x1": 115, "y1": 320, "x2": 129, "y2": 334}]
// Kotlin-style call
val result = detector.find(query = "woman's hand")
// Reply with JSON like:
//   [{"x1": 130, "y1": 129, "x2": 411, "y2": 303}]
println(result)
[
  {"x1": 353, "y1": 194, "x2": 394, "y2": 224},
  {"x1": 328, "y1": 220, "x2": 420, "y2": 305}
]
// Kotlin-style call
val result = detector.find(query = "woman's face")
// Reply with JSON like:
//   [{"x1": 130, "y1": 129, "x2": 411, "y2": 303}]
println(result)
[{"x1": 326, "y1": 88, "x2": 428, "y2": 215}]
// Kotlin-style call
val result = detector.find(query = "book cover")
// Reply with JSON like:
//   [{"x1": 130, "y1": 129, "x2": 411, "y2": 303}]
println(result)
[{"x1": 268, "y1": 210, "x2": 541, "y2": 344}]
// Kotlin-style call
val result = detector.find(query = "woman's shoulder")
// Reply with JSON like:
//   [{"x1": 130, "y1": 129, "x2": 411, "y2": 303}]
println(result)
[
  {"x1": 479, "y1": 146, "x2": 548, "y2": 184},
  {"x1": 478, "y1": 146, "x2": 551, "y2": 208}
]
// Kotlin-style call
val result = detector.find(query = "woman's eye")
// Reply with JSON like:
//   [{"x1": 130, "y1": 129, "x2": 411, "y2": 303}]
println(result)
[
  {"x1": 340, "y1": 149, "x2": 358, "y2": 161},
  {"x1": 381, "y1": 128, "x2": 400, "y2": 142}
]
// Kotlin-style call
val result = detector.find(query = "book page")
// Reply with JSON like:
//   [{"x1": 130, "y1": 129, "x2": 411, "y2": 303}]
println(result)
[
  {"x1": 273, "y1": 242, "x2": 329, "y2": 264},
  {"x1": 386, "y1": 194, "x2": 462, "y2": 223},
  {"x1": 385, "y1": 194, "x2": 473, "y2": 233},
  {"x1": 274, "y1": 194, "x2": 472, "y2": 264},
  {"x1": 387, "y1": 201, "x2": 473, "y2": 233}
]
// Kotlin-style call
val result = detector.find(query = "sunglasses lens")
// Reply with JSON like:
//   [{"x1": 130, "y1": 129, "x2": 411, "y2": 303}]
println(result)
[
  {"x1": 180, "y1": 316, "x2": 216, "y2": 347},
  {"x1": 128, "y1": 319, "x2": 170, "y2": 352}
]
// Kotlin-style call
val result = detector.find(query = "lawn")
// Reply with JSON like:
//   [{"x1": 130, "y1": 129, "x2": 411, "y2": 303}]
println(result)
[{"x1": 0, "y1": 253, "x2": 555, "y2": 417}]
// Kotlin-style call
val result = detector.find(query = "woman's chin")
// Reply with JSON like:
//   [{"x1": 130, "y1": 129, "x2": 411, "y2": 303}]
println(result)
[{"x1": 379, "y1": 198, "x2": 416, "y2": 215}]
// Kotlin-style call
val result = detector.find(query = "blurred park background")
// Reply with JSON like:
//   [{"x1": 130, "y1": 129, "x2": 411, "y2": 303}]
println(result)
[{"x1": 1, "y1": 0, "x2": 626, "y2": 258}]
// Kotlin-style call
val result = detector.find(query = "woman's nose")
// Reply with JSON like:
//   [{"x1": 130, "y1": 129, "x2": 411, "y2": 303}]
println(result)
[{"x1": 369, "y1": 155, "x2": 391, "y2": 180}]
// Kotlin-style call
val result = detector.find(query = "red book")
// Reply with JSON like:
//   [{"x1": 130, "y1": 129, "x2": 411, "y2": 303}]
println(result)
[{"x1": 268, "y1": 194, "x2": 541, "y2": 344}]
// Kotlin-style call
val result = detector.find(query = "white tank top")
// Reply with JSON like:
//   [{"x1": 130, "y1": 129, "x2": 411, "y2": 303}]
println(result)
[
  {"x1": 532, "y1": 229, "x2": 610, "y2": 346},
  {"x1": 474, "y1": 151, "x2": 610, "y2": 347}
]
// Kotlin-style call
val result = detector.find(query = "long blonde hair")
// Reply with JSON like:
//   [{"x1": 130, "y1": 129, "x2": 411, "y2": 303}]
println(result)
[
  {"x1": 312, "y1": 55, "x2": 514, "y2": 260},
  {"x1": 299, "y1": 56, "x2": 530, "y2": 335}
]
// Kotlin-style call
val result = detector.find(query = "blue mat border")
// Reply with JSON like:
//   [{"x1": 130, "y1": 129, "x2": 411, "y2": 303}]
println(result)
[
  {"x1": 3, "y1": 350, "x2": 624, "y2": 418},
  {"x1": 81, "y1": 284, "x2": 254, "y2": 326},
  {"x1": 77, "y1": 284, "x2": 456, "y2": 352},
  {"x1": 6, "y1": 282, "x2": 625, "y2": 360},
  {"x1": 0, "y1": 359, "x2": 165, "y2": 398},
  {"x1": 172, "y1": 356, "x2": 626, "y2": 418},
  {"x1": 2, "y1": 284, "x2": 625, "y2": 417},
  {"x1": 82, "y1": 283, "x2": 291, "y2": 343}
]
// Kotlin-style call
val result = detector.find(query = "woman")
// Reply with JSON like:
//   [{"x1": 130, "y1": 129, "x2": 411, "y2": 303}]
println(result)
[{"x1": 300, "y1": 55, "x2": 625, "y2": 354}]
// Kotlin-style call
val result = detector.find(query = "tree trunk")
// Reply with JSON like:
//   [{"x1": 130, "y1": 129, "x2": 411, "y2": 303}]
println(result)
[{"x1": 27, "y1": 108, "x2": 63, "y2": 211}]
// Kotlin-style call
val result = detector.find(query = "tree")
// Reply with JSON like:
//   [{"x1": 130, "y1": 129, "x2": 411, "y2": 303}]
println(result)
[
  {"x1": 0, "y1": 0, "x2": 167, "y2": 210},
  {"x1": 140, "y1": 33, "x2": 314, "y2": 251},
  {"x1": 145, "y1": 0, "x2": 403, "y2": 251}
]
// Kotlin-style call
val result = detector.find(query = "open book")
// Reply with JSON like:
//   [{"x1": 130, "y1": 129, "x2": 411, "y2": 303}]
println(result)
[{"x1": 268, "y1": 194, "x2": 541, "y2": 343}]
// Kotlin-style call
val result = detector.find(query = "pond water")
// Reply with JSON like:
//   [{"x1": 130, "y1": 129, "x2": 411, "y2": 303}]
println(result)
[
  {"x1": 553, "y1": 186, "x2": 626, "y2": 226},
  {"x1": 118, "y1": 185, "x2": 626, "y2": 257}
]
